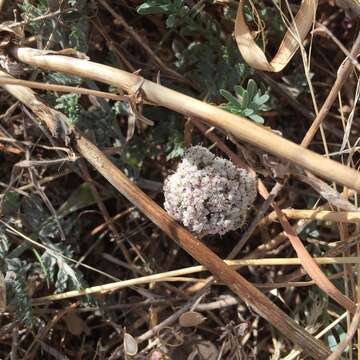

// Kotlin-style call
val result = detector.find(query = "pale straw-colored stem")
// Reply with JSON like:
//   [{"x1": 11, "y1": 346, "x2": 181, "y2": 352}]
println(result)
[
  {"x1": 258, "y1": 209, "x2": 360, "y2": 228},
  {"x1": 0, "y1": 76, "x2": 125, "y2": 100},
  {"x1": 32, "y1": 257, "x2": 360, "y2": 304},
  {"x1": 11, "y1": 47, "x2": 360, "y2": 192}
]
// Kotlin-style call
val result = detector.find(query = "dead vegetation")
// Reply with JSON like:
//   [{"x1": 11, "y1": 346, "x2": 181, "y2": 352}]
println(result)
[{"x1": 0, "y1": 0, "x2": 359, "y2": 359}]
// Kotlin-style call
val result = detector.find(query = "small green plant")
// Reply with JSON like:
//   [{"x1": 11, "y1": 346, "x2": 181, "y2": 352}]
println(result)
[
  {"x1": 0, "y1": 227, "x2": 33, "y2": 327},
  {"x1": 220, "y1": 79, "x2": 270, "y2": 124},
  {"x1": 55, "y1": 93, "x2": 81, "y2": 125}
]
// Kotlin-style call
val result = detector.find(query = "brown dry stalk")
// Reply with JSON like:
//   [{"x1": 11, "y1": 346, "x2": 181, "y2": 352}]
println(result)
[
  {"x1": 0, "y1": 74, "x2": 331, "y2": 359},
  {"x1": 10, "y1": 46, "x2": 360, "y2": 192}
]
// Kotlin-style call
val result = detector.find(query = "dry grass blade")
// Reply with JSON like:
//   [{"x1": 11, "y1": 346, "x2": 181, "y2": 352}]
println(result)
[
  {"x1": 296, "y1": 173, "x2": 358, "y2": 211},
  {"x1": 275, "y1": 209, "x2": 356, "y2": 314},
  {"x1": 0, "y1": 74, "x2": 332, "y2": 359},
  {"x1": 301, "y1": 32, "x2": 360, "y2": 147},
  {"x1": 31, "y1": 257, "x2": 360, "y2": 304},
  {"x1": 10, "y1": 46, "x2": 360, "y2": 192},
  {"x1": 235, "y1": 0, "x2": 318, "y2": 72}
]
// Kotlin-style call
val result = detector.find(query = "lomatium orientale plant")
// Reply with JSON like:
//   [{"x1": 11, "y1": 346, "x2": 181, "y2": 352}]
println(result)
[{"x1": 164, "y1": 146, "x2": 257, "y2": 237}]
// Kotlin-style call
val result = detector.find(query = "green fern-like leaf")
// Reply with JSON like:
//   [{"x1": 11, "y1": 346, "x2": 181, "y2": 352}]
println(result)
[{"x1": 6, "y1": 259, "x2": 33, "y2": 327}]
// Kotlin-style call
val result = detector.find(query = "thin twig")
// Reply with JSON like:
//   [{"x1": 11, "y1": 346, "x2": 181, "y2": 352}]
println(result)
[
  {"x1": 0, "y1": 77, "x2": 125, "y2": 101},
  {"x1": 301, "y1": 32, "x2": 360, "y2": 147}
]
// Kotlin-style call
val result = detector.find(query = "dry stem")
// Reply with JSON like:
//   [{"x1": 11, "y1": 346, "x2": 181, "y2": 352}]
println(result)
[
  {"x1": 31, "y1": 257, "x2": 360, "y2": 304},
  {"x1": 10, "y1": 46, "x2": 360, "y2": 192}
]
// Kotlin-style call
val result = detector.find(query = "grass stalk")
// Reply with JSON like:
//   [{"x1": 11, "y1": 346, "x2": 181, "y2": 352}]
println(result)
[{"x1": 32, "y1": 257, "x2": 360, "y2": 304}]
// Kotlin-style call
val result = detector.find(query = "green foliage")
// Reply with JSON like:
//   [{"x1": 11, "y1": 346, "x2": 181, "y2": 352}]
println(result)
[
  {"x1": 55, "y1": 93, "x2": 81, "y2": 125},
  {"x1": 0, "y1": 229, "x2": 34, "y2": 328},
  {"x1": 6, "y1": 258, "x2": 34, "y2": 327},
  {"x1": 149, "y1": 112, "x2": 185, "y2": 160},
  {"x1": 41, "y1": 244, "x2": 85, "y2": 293},
  {"x1": 0, "y1": 229, "x2": 86, "y2": 325},
  {"x1": 165, "y1": 131, "x2": 185, "y2": 160},
  {"x1": 21, "y1": 195, "x2": 49, "y2": 233},
  {"x1": 1, "y1": 192, "x2": 20, "y2": 216},
  {"x1": 18, "y1": 0, "x2": 48, "y2": 32},
  {"x1": 137, "y1": 0, "x2": 204, "y2": 30},
  {"x1": 326, "y1": 324, "x2": 346, "y2": 352},
  {"x1": 46, "y1": 72, "x2": 83, "y2": 86},
  {"x1": 220, "y1": 79, "x2": 270, "y2": 124},
  {"x1": 57, "y1": 183, "x2": 98, "y2": 217},
  {"x1": 138, "y1": 0, "x2": 248, "y2": 99},
  {"x1": 19, "y1": 0, "x2": 89, "y2": 53},
  {"x1": 137, "y1": 0, "x2": 188, "y2": 21}
]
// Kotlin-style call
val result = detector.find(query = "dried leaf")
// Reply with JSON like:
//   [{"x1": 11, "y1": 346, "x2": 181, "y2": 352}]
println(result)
[
  {"x1": 126, "y1": 101, "x2": 137, "y2": 142},
  {"x1": 150, "y1": 350, "x2": 171, "y2": 360},
  {"x1": 65, "y1": 312, "x2": 85, "y2": 336},
  {"x1": 188, "y1": 341, "x2": 218, "y2": 360},
  {"x1": 297, "y1": 173, "x2": 358, "y2": 211},
  {"x1": 0, "y1": 55, "x2": 25, "y2": 76},
  {"x1": 235, "y1": 0, "x2": 318, "y2": 72},
  {"x1": 179, "y1": 311, "x2": 206, "y2": 327},
  {"x1": 124, "y1": 332, "x2": 138, "y2": 356},
  {"x1": 275, "y1": 205, "x2": 356, "y2": 314},
  {"x1": 0, "y1": 22, "x2": 24, "y2": 48},
  {"x1": 237, "y1": 322, "x2": 249, "y2": 336}
]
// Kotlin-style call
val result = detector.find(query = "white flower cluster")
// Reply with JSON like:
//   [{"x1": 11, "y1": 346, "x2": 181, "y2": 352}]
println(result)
[{"x1": 164, "y1": 146, "x2": 257, "y2": 237}]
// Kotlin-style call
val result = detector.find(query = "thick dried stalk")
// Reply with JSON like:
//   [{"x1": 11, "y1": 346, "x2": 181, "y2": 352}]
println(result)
[
  {"x1": 11, "y1": 47, "x2": 360, "y2": 192},
  {"x1": 0, "y1": 73, "x2": 331, "y2": 359}
]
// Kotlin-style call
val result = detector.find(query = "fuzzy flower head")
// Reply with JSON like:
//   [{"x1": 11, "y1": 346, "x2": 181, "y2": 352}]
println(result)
[{"x1": 164, "y1": 146, "x2": 257, "y2": 237}]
